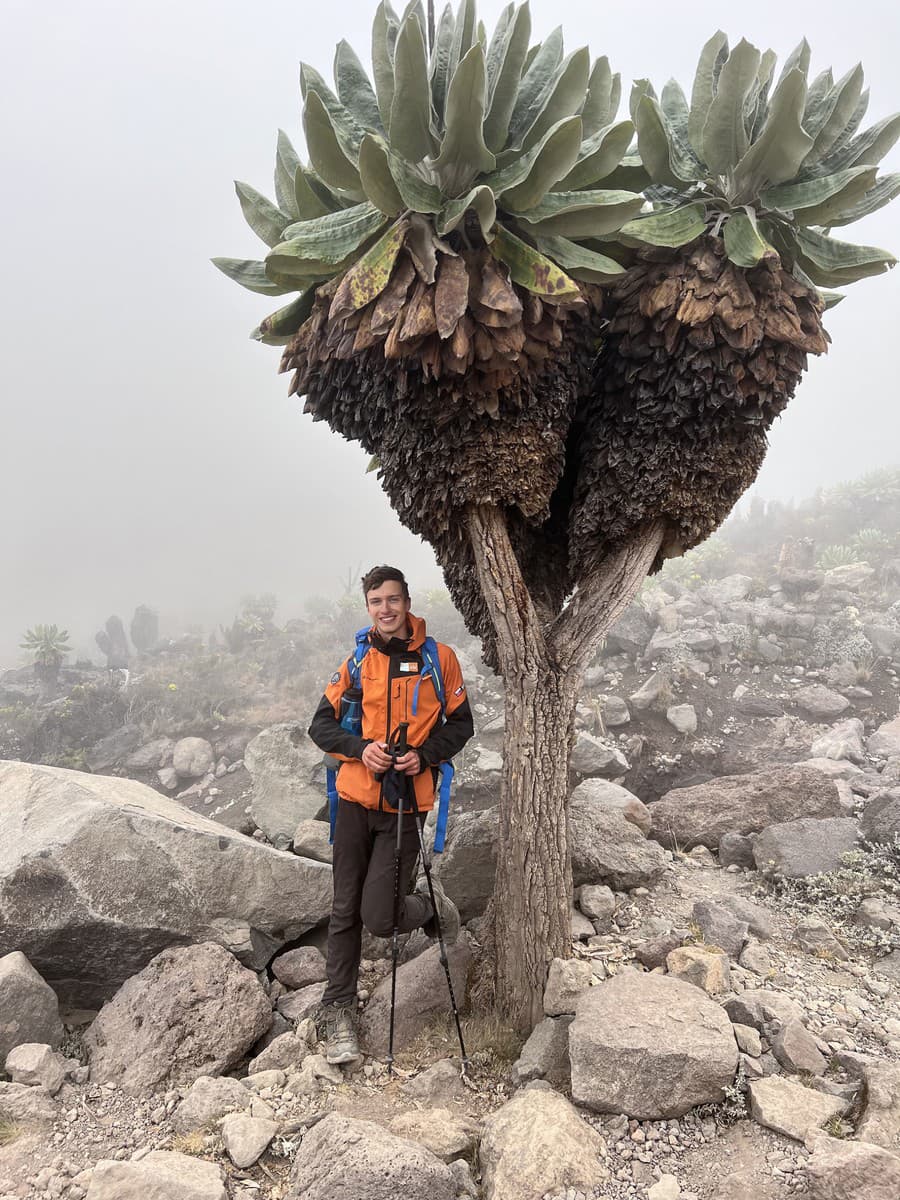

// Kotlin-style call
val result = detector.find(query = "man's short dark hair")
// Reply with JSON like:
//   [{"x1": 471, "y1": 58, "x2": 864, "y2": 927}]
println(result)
[{"x1": 361, "y1": 565, "x2": 410, "y2": 601}]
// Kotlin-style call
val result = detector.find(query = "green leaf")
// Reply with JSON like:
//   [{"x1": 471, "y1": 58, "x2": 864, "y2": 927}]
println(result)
[
  {"x1": 844, "y1": 112, "x2": 900, "y2": 169},
  {"x1": 804, "y1": 68, "x2": 835, "y2": 133},
  {"x1": 295, "y1": 166, "x2": 340, "y2": 219},
  {"x1": 581, "y1": 57, "x2": 616, "y2": 138},
  {"x1": 556, "y1": 119, "x2": 633, "y2": 190},
  {"x1": 809, "y1": 65, "x2": 865, "y2": 166},
  {"x1": 211, "y1": 258, "x2": 293, "y2": 296},
  {"x1": 629, "y1": 78, "x2": 656, "y2": 124},
  {"x1": 429, "y1": 3, "x2": 456, "y2": 118},
  {"x1": 358, "y1": 134, "x2": 405, "y2": 215},
  {"x1": 488, "y1": 115, "x2": 581, "y2": 210},
  {"x1": 274, "y1": 131, "x2": 301, "y2": 218},
  {"x1": 491, "y1": 223, "x2": 581, "y2": 297},
  {"x1": 722, "y1": 209, "x2": 772, "y2": 267},
  {"x1": 618, "y1": 202, "x2": 708, "y2": 247},
  {"x1": 386, "y1": 149, "x2": 444, "y2": 212},
  {"x1": 301, "y1": 63, "x2": 365, "y2": 157},
  {"x1": 303, "y1": 90, "x2": 364, "y2": 195},
  {"x1": 372, "y1": 2, "x2": 399, "y2": 131},
  {"x1": 484, "y1": 2, "x2": 513, "y2": 95},
  {"x1": 446, "y1": 0, "x2": 476, "y2": 92},
  {"x1": 432, "y1": 44, "x2": 496, "y2": 186},
  {"x1": 390, "y1": 12, "x2": 437, "y2": 162},
  {"x1": 793, "y1": 224, "x2": 896, "y2": 285},
  {"x1": 330, "y1": 218, "x2": 409, "y2": 313},
  {"x1": 762, "y1": 166, "x2": 876, "y2": 223},
  {"x1": 334, "y1": 40, "x2": 384, "y2": 133},
  {"x1": 747, "y1": 49, "x2": 778, "y2": 140},
  {"x1": 635, "y1": 96, "x2": 696, "y2": 187},
  {"x1": 688, "y1": 31, "x2": 729, "y2": 157},
  {"x1": 777, "y1": 39, "x2": 811, "y2": 87},
  {"x1": 483, "y1": 2, "x2": 532, "y2": 152},
  {"x1": 826, "y1": 173, "x2": 900, "y2": 227},
  {"x1": 518, "y1": 189, "x2": 644, "y2": 237},
  {"x1": 507, "y1": 26, "x2": 564, "y2": 147},
  {"x1": 274, "y1": 203, "x2": 388, "y2": 270},
  {"x1": 521, "y1": 47, "x2": 590, "y2": 152},
  {"x1": 533, "y1": 233, "x2": 626, "y2": 282},
  {"x1": 733, "y1": 69, "x2": 814, "y2": 195},
  {"x1": 366, "y1": 455, "x2": 381, "y2": 474},
  {"x1": 234, "y1": 182, "x2": 293, "y2": 248},
  {"x1": 701, "y1": 39, "x2": 761, "y2": 174},
  {"x1": 437, "y1": 184, "x2": 497, "y2": 238},
  {"x1": 252, "y1": 291, "x2": 317, "y2": 344}
]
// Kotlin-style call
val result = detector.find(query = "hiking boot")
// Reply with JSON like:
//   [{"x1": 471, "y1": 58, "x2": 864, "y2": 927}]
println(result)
[
  {"x1": 416, "y1": 874, "x2": 460, "y2": 945},
  {"x1": 320, "y1": 1003, "x2": 361, "y2": 1065}
]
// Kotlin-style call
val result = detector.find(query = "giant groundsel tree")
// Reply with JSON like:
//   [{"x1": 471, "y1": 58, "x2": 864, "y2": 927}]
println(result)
[{"x1": 216, "y1": 1, "x2": 898, "y2": 1030}]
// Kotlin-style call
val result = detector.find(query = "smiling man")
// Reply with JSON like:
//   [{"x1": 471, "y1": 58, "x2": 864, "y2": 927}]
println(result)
[{"x1": 307, "y1": 564, "x2": 475, "y2": 1064}]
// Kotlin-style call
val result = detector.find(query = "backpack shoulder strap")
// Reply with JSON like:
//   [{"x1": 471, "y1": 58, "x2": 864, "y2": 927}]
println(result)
[
  {"x1": 412, "y1": 635, "x2": 446, "y2": 716},
  {"x1": 347, "y1": 625, "x2": 371, "y2": 687}
]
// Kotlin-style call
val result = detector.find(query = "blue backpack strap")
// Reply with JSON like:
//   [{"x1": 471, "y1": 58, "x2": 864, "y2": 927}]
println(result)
[
  {"x1": 433, "y1": 762, "x2": 454, "y2": 853},
  {"x1": 327, "y1": 627, "x2": 372, "y2": 843},
  {"x1": 411, "y1": 637, "x2": 455, "y2": 854},
  {"x1": 326, "y1": 766, "x2": 339, "y2": 844},
  {"x1": 412, "y1": 635, "x2": 446, "y2": 716}
]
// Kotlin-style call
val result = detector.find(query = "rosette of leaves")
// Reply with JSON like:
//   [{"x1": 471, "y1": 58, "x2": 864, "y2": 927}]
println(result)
[
  {"x1": 214, "y1": 1, "x2": 641, "y2": 557},
  {"x1": 569, "y1": 33, "x2": 898, "y2": 575}
]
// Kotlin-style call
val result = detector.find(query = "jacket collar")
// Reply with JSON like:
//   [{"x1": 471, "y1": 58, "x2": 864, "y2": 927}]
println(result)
[{"x1": 368, "y1": 611, "x2": 427, "y2": 652}]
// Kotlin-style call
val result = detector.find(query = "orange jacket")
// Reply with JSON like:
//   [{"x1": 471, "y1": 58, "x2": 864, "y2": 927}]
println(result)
[{"x1": 308, "y1": 613, "x2": 474, "y2": 813}]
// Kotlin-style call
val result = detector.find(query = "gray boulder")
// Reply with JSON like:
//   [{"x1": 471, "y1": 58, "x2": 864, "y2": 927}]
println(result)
[
  {"x1": 810, "y1": 719, "x2": 865, "y2": 764},
  {"x1": 286, "y1": 1112, "x2": 457, "y2": 1200},
  {"x1": 569, "y1": 778, "x2": 652, "y2": 835},
  {"x1": 172, "y1": 736, "x2": 215, "y2": 780},
  {"x1": 860, "y1": 790, "x2": 900, "y2": 846},
  {"x1": 389, "y1": 1108, "x2": 480, "y2": 1164},
  {"x1": 569, "y1": 794, "x2": 667, "y2": 890},
  {"x1": 433, "y1": 806, "x2": 499, "y2": 922},
  {"x1": 691, "y1": 900, "x2": 748, "y2": 957},
  {"x1": 570, "y1": 732, "x2": 630, "y2": 778},
  {"x1": 0, "y1": 1080, "x2": 58, "y2": 1126},
  {"x1": 85, "y1": 1151, "x2": 226, "y2": 1200},
  {"x1": 794, "y1": 685, "x2": 851, "y2": 720},
  {"x1": 605, "y1": 606, "x2": 655, "y2": 656},
  {"x1": 651, "y1": 764, "x2": 844, "y2": 850},
  {"x1": 510, "y1": 1016, "x2": 572, "y2": 1089},
  {"x1": 0, "y1": 951, "x2": 64, "y2": 1060},
  {"x1": 834, "y1": 1051, "x2": 900, "y2": 1151},
  {"x1": 869, "y1": 716, "x2": 900, "y2": 759},
  {"x1": 172, "y1": 1076, "x2": 253, "y2": 1135},
  {"x1": 748, "y1": 1076, "x2": 847, "y2": 1141},
  {"x1": 569, "y1": 970, "x2": 738, "y2": 1118},
  {"x1": 123, "y1": 737, "x2": 175, "y2": 772},
  {"x1": 4, "y1": 1042, "x2": 67, "y2": 1094},
  {"x1": 246, "y1": 722, "x2": 325, "y2": 845},
  {"x1": 271, "y1": 946, "x2": 327, "y2": 990},
  {"x1": 0, "y1": 760, "x2": 332, "y2": 1007},
  {"x1": 806, "y1": 1138, "x2": 900, "y2": 1200},
  {"x1": 706, "y1": 893, "x2": 775, "y2": 941},
  {"x1": 753, "y1": 818, "x2": 859, "y2": 879},
  {"x1": 292, "y1": 818, "x2": 333, "y2": 863},
  {"x1": 84, "y1": 942, "x2": 272, "y2": 1095}
]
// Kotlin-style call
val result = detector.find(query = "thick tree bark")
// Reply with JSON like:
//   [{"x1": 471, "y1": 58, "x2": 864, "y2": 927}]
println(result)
[{"x1": 467, "y1": 504, "x2": 666, "y2": 1032}]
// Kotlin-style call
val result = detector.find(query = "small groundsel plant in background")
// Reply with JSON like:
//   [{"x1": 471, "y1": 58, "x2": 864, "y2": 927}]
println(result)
[
  {"x1": 765, "y1": 836, "x2": 900, "y2": 957},
  {"x1": 696, "y1": 1062, "x2": 750, "y2": 1127}
]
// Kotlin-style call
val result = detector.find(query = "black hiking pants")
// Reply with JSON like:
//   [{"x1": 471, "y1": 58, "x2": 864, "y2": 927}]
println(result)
[{"x1": 321, "y1": 796, "x2": 431, "y2": 1008}]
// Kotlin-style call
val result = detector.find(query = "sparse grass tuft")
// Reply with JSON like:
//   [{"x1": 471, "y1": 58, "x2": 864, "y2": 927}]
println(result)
[
  {"x1": 169, "y1": 1129, "x2": 213, "y2": 1156},
  {"x1": 0, "y1": 1117, "x2": 22, "y2": 1146}
]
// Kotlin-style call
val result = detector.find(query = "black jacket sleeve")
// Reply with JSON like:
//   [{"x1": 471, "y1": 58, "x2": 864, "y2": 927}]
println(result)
[
  {"x1": 308, "y1": 694, "x2": 369, "y2": 760},
  {"x1": 417, "y1": 696, "x2": 475, "y2": 768}
]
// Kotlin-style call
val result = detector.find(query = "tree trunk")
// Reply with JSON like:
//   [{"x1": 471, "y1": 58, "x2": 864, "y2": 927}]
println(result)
[{"x1": 468, "y1": 503, "x2": 666, "y2": 1032}]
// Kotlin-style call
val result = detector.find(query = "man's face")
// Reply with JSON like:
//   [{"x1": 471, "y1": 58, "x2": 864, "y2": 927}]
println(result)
[{"x1": 365, "y1": 580, "x2": 411, "y2": 641}]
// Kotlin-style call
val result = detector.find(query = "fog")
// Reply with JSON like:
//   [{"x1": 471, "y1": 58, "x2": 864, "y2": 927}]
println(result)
[{"x1": 2, "y1": 0, "x2": 898, "y2": 666}]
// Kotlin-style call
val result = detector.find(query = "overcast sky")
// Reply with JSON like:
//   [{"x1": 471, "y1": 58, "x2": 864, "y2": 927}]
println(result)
[{"x1": 1, "y1": 0, "x2": 898, "y2": 665}]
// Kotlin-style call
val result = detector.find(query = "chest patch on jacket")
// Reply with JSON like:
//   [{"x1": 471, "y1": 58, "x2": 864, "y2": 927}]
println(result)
[{"x1": 399, "y1": 661, "x2": 419, "y2": 673}]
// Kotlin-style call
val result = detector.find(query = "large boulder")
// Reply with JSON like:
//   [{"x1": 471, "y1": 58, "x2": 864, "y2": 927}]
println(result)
[
  {"x1": 860, "y1": 790, "x2": 900, "y2": 846},
  {"x1": 0, "y1": 951, "x2": 64, "y2": 1060},
  {"x1": 479, "y1": 1088, "x2": 607, "y2": 1200},
  {"x1": 432, "y1": 806, "x2": 499, "y2": 922},
  {"x1": 569, "y1": 778, "x2": 652, "y2": 835},
  {"x1": 753, "y1": 818, "x2": 859, "y2": 879},
  {"x1": 0, "y1": 1080, "x2": 59, "y2": 1126},
  {"x1": 0, "y1": 760, "x2": 332, "y2": 1006},
  {"x1": 748, "y1": 1076, "x2": 848, "y2": 1141},
  {"x1": 793, "y1": 686, "x2": 851, "y2": 721},
  {"x1": 245, "y1": 722, "x2": 326, "y2": 845},
  {"x1": 835, "y1": 1051, "x2": 900, "y2": 1151},
  {"x1": 806, "y1": 1138, "x2": 900, "y2": 1200},
  {"x1": 286, "y1": 1112, "x2": 457, "y2": 1200},
  {"x1": 569, "y1": 794, "x2": 667, "y2": 890},
  {"x1": 569, "y1": 732, "x2": 630, "y2": 778},
  {"x1": 650, "y1": 764, "x2": 845, "y2": 850},
  {"x1": 172, "y1": 737, "x2": 214, "y2": 780},
  {"x1": 869, "y1": 716, "x2": 900, "y2": 760},
  {"x1": 85, "y1": 1151, "x2": 226, "y2": 1200},
  {"x1": 569, "y1": 969, "x2": 738, "y2": 1118},
  {"x1": 83, "y1": 942, "x2": 272, "y2": 1095},
  {"x1": 605, "y1": 605, "x2": 655, "y2": 656}
]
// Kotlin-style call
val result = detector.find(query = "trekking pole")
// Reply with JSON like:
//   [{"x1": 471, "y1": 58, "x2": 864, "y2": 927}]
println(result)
[{"x1": 385, "y1": 724, "x2": 406, "y2": 1077}]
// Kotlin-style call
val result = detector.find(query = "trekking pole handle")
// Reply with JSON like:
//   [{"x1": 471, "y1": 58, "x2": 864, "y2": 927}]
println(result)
[{"x1": 397, "y1": 722, "x2": 409, "y2": 757}]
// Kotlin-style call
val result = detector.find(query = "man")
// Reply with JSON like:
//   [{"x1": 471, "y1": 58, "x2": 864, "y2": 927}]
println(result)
[{"x1": 308, "y1": 565, "x2": 475, "y2": 1064}]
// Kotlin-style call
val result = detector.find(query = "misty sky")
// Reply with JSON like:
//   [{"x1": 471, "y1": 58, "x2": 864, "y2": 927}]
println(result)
[{"x1": 1, "y1": 0, "x2": 898, "y2": 665}]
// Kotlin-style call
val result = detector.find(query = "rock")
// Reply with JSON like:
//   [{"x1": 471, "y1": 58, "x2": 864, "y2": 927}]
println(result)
[
  {"x1": 570, "y1": 732, "x2": 630, "y2": 777},
  {"x1": 792, "y1": 919, "x2": 849, "y2": 961},
  {"x1": 0, "y1": 1080, "x2": 58, "y2": 1126},
  {"x1": 806, "y1": 1137, "x2": 900, "y2": 1200},
  {"x1": 748, "y1": 1076, "x2": 847, "y2": 1141},
  {"x1": 667, "y1": 704, "x2": 698, "y2": 734},
  {"x1": 271, "y1": 946, "x2": 327, "y2": 990},
  {"x1": 606, "y1": 606, "x2": 655, "y2": 656},
  {"x1": 172, "y1": 736, "x2": 215, "y2": 780},
  {"x1": 753, "y1": 818, "x2": 859, "y2": 879},
  {"x1": 691, "y1": 900, "x2": 749, "y2": 957},
  {"x1": 85, "y1": 1151, "x2": 226, "y2": 1200},
  {"x1": 723, "y1": 989, "x2": 806, "y2": 1031},
  {"x1": 834, "y1": 1051, "x2": 900, "y2": 1151},
  {"x1": 0, "y1": 951, "x2": 64, "y2": 1060},
  {"x1": 629, "y1": 670, "x2": 672, "y2": 712},
  {"x1": 511, "y1": 1016, "x2": 572, "y2": 1089},
  {"x1": 248, "y1": 1031, "x2": 311, "y2": 1076},
  {"x1": 401, "y1": 1059, "x2": 468, "y2": 1104},
  {"x1": 869, "y1": 717, "x2": 900, "y2": 759},
  {"x1": 292, "y1": 818, "x2": 333, "y2": 863},
  {"x1": 738, "y1": 941, "x2": 772, "y2": 976},
  {"x1": 666, "y1": 946, "x2": 731, "y2": 994},
  {"x1": 811, "y1": 719, "x2": 865, "y2": 764},
  {"x1": 389, "y1": 1108, "x2": 480, "y2": 1163},
  {"x1": 651, "y1": 764, "x2": 844, "y2": 850},
  {"x1": 476, "y1": 747, "x2": 503, "y2": 772},
  {"x1": 84, "y1": 725, "x2": 143, "y2": 772},
  {"x1": 794, "y1": 685, "x2": 851, "y2": 720},
  {"x1": 599, "y1": 695, "x2": 631, "y2": 726},
  {"x1": 570, "y1": 905, "x2": 595, "y2": 940},
  {"x1": 732, "y1": 1024, "x2": 762, "y2": 1057},
  {"x1": 543, "y1": 958, "x2": 594, "y2": 1016},
  {"x1": 84, "y1": 942, "x2": 272, "y2": 1095},
  {"x1": 172, "y1": 1075, "x2": 253, "y2": 1134},
  {"x1": 706, "y1": 894, "x2": 776, "y2": 941},
  {"x1": 854, "y1": 896, "x2": 900, "y2": 930},
  {"x1": 718, "y1": 833, "x2": 756, "y2": 869},
  {"x1": 704, "y1": 575, "x2": 753, "y2": 605},
  {"x1": 433, "y1": 807, "x2": 499, "y2": 922},
  {"x1": 157, "y1": 765, "x2": 178, "y2": 790},
  {"x1": 648, "y1": 1177, "x2": 681, "y2": 1200},
  {"x1": 569, "y1": 797, "x2": 667, "y2": 891},
  {"x1": 821, "y1": 562, "x2": 875, "y2": 590},
  {"x1": 636, "y1": 933, "x2": 685, "y2": 970},
  {"x1": 860, "y1": 790, "x2": 900, "y2": 845},
  {"x1": 577, "y1": 884, "x2": 616, "y2": 924},
  {"x1": 569, "y1": 969, "x2": 738, "y2": 1118},
  {"x1": 123, "y1": 737, "x2": 175, "y2": 772},
  {"x1": 0, "y1": 761, "x2": 332, "y2": 1006},
  {"x1": 245, "y1": 723, "x2": 326, "y2": 845},
  {"x1": 286, "y1": 1112, "x2": 457, "y2": 1200},
  {"x1": 736, "y1": 697, "x2": 785, "y2": 718},
  {"x1": 359, "y1": 938, "x2": 472, "y2": 1055},
  {"x1": 3, "y1": 1042, "x2": 66, "y2": 1094},
  {"x1": 569, "y1": 778, "x2": 652, "y2": 835},
  {"x1": 772, "y1": 1020, "x2": 827, "y2": 1075},
  {"x1": 243, "y1": 1068, "x2": 286, "y2": 1092},
  {"x1": 220, "y1": 1112, "x2": 278, "y2": 1168},
  {"x1": 479, "y1": 1087, "x2": 607, "y2": 1200},
  {"x1": 276, "y1": 981, "x2": 326, "y2": 1024}
]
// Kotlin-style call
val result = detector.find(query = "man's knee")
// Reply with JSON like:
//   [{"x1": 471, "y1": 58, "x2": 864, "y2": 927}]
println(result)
[{"x1": 360, "y1": 895, "x2": 394, "y2": 939}]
